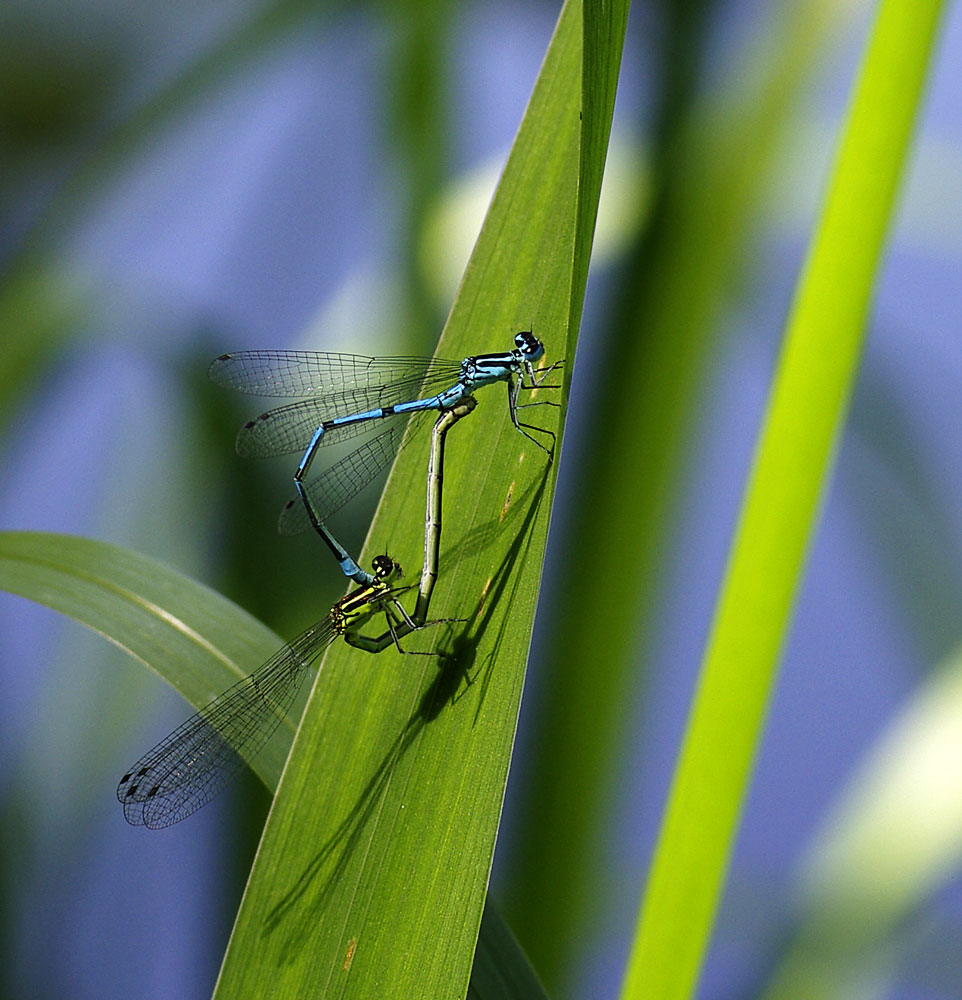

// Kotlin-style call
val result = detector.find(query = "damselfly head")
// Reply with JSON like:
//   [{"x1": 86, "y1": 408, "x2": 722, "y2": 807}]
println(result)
[
  {"x1": 371, "y1": 554, "x2": 402, "y2": 582},
  {"x1": 513, "y1": 330, "x2": 545, "y2": 362}
]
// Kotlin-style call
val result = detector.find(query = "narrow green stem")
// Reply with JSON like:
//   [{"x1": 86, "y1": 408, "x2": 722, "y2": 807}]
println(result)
[{"x1": 620, "y1": 1, "x2": 948, "y2": 997}]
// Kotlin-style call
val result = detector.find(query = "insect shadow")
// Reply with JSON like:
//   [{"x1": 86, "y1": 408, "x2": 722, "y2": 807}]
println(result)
[{"x1": 261, "y1": 467, "x2": 551, "y2": 967}]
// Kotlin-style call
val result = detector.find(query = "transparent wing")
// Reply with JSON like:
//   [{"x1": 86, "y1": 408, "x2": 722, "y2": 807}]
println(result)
[
  {"x1": 277, "y1": 413, "x2": 427, "y2": 535},
  {"x1": 233, "y1": 372, "x2": 459, "y2": 458},
  {"x1": 117, "y1": 618, "x2": 338, "y2": 829},
  {"x1": 209, "y1": 351, "x2": 462, "y2": 398}
]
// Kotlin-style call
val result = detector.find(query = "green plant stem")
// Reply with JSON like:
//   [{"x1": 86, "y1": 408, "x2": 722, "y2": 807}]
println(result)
[{"x1": 620, "y1": 1, "x2": 949, "y2": 997}]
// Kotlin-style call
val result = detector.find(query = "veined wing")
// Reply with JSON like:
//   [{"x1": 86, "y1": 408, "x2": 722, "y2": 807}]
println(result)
[
  {"x1": 209, "y1": 350, "x2": 462, "y2": 398},
  {"x1": 234, "y1": 370, "x2": 458, "y2": 458},
  {"x1": 117, "y1": 618, "x2": 337, "y2": 829},
  {"x1": 277, "y1": 413, "x2": 427, "y2": 535}
]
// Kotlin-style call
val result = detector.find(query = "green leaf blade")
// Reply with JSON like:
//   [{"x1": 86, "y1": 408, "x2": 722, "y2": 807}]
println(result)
[{"x1": 210, "y1": 0, "x2": 624, "y2": 996}]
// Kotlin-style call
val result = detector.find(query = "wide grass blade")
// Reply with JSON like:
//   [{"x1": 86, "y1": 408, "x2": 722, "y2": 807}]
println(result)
[
  {"x1": 619, "y1": 1, "x2": 949, "y2": 997},
  {"x1": 211, "y1": 1, "x2": 624, "y2": 997}
]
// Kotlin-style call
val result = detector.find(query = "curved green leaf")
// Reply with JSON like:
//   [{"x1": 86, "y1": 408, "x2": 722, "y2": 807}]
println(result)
[{"x1": 0, "y1": 530, "x2": 287, "y2": 786}]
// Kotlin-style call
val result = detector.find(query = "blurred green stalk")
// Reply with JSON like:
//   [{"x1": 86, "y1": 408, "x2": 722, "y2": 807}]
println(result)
[
  {"x1": 506, "y1": 0, "x2": 858, "y2": 987},
  {"x1": 620, "y1": 0, "x2": 948, "y2": 997}
]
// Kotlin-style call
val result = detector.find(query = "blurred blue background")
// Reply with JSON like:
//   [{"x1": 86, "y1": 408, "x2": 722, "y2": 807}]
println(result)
[{"x1": 0, "y1": 0, "x2": 960, "y2": 998}]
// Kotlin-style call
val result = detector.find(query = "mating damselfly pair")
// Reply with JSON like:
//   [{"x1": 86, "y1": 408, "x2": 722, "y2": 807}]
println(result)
[
  {"x1": 210, "y1": 330, "x2": 562, "y2": 582},
  {"x1": 118, "y1": 334, "x2": 561, "y2": 829}
]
